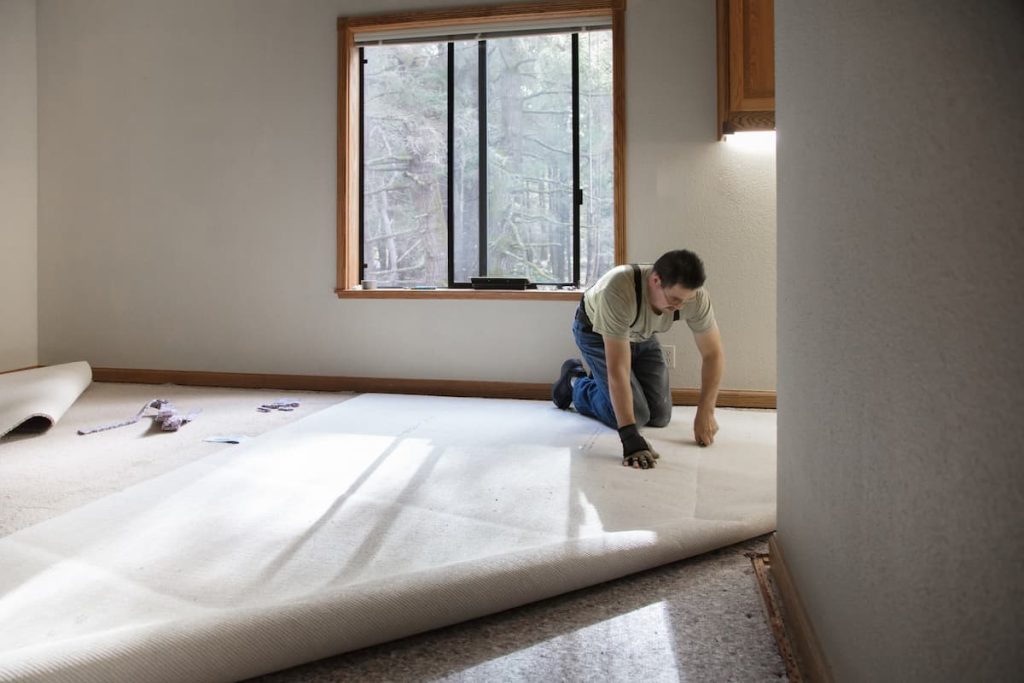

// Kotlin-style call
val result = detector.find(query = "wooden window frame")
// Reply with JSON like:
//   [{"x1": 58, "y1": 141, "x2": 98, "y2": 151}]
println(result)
[{"x1": 336, "y1": 0, "x2": 627, "y2": 300}]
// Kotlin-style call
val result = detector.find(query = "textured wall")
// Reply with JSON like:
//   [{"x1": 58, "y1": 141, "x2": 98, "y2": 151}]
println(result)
[
  {"x1": 776, "y1": 1, "x2": 1023, "y2": 680},
  {"x1": 627, "y1": 0, "x2": 776, "y2": 391},
  {"x1": 0, "y1": 0, "x2": 38, "y2": 371},
  {"x1": 36, "y1": 0, "x2": 775, "y2": 388}
]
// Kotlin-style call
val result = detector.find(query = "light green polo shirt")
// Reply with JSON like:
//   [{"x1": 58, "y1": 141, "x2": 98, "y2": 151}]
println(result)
[{"x1": 583, "y1": 264, "x2": 715, "y2": 342}]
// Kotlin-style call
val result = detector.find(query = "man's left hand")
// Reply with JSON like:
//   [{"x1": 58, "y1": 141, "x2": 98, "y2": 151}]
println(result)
[{"x1": 694, "y1": 407, "x2": 719, "y2": 447}]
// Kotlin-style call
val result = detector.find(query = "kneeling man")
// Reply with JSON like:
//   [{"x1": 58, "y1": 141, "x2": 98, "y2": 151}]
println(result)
[{"x1": 552, "y1": 250, "x2": 724, "y2": 468}]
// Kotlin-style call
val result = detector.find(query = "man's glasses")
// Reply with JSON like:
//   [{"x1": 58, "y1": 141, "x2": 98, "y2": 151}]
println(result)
[{"x1": 662, "y1": 286, "x2": 695, "y2": 308}]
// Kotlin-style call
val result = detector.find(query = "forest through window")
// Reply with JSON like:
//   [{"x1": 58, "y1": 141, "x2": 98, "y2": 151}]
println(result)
[{"x1": 360, "y1": 30, "x2": 614, "y2": 289}]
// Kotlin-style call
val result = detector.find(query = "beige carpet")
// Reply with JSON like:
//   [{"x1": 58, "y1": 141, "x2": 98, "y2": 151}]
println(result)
[
  {"x1": 0, "y1": 362, "x2": 92, "y2": 438},
  {"x1": 0, "y1": 382, "x2": 350, "y2": 537},
  {"x1": 0, "y1": 389, "x2": 775, "y2": 682}
]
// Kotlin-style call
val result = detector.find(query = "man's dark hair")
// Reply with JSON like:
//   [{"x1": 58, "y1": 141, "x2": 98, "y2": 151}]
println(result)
[{"x1": 653, "y1": 249, "x2": 706, "y2": 289}]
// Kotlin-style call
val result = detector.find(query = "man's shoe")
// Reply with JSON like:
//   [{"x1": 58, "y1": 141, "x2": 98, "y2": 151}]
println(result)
[{"x1": 552, "y1": 358, "x2": 585, "y2": 409}]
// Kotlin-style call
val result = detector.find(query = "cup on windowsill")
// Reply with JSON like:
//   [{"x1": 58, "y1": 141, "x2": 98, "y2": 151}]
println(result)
[{"x1": 361, "y1": 280, "x2": 377, "y2": 290}]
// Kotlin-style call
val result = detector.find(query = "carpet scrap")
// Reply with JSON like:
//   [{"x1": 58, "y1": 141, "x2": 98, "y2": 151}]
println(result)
[{"x1": 78, "y1": 399, "x2": 199, "y2": 435}]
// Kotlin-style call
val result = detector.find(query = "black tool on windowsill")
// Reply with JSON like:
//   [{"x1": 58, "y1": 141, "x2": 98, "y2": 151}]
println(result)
[{"x1": 470, "y1": 277, "x2": 536, "y2": 290}]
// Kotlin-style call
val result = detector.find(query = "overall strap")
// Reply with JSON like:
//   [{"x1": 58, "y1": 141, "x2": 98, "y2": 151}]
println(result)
[
  {"x1": 630, "y1": 263, "x2": 680, "y2": 328},
  {"x1": 630, "y1": 264, "x2": 643, "y2": 327}
]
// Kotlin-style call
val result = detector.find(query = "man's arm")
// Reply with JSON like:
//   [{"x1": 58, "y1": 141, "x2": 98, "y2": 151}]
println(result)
[
  {"x1": 692, "y1": 323, "x2": 724, "y2": 446},
  {"x1": 604, "y1": 336, "x2": 660, "y2": 468},
  {"x1": 603, "y1": 336, "x2": 635, "y2": 427}
]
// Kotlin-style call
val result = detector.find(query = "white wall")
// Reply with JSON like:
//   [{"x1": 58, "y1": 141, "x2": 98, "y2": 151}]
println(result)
[
  {"x1": 0, "y1": 0, "x2": 38, "y2": 372},
  {"x1": 37, "y1": 0, "x2": 775, "y2": 388},
  {"x1": 777, "y1": 1, "x2": 1023, "y2": 680}
]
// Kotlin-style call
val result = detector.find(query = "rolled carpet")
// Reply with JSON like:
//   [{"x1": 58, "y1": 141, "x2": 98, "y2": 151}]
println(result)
[{"x1": 0, "y1": 362, "x2": 93, "y2": 439}]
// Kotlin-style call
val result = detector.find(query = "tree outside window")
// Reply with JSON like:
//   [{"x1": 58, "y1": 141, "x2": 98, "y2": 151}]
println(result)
[{"x1": 360, "y1": 30, "x2": 614, "y2": 289}]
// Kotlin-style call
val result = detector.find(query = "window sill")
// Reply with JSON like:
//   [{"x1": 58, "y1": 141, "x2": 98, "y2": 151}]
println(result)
[{"x1": 335, "y1": 287, "x2": 583, "y2": 301}]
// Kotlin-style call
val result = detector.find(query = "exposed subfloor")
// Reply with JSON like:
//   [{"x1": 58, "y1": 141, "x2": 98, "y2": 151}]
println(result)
[{"x1": 252, "y1": 534, "x2": 787, "y2": 683}]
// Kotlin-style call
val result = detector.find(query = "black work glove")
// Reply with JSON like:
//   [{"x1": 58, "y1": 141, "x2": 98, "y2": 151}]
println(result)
[{"x1": 618, "y1": 424, "x2": 660, "y2": 469}]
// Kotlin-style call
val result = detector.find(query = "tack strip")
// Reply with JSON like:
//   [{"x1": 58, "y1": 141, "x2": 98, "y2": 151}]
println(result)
[{"x1": 748, "y1": 552, "x2": 803, "y2": 682}]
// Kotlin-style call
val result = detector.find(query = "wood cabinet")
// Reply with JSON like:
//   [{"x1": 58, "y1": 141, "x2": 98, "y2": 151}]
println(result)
[{"x1": 717, "y1": 0, "x2": 775, "y2": 138}]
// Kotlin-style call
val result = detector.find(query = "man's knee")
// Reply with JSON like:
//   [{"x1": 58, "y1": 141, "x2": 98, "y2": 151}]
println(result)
[
  {"x1": 644, "y1": 394, "x2": 673, "y2": 428},
  {"x1": 646, "y1": 412, "x2": 671, "y2": 428}
]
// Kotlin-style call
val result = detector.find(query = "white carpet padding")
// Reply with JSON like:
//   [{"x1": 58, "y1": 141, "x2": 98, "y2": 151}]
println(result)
[
  {"x1": 0, "y1": 394, "x2": 776, "y2": 682},
  {"x1": 0, "y1": 362, "x2": 92, "y2": 439}
]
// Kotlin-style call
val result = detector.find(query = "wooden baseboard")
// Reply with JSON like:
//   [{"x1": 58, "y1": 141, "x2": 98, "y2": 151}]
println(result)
[
  {"x1": 749, "y1": 552, "x2": 802, "y2": 681},
  {"x1": 91, "y1": 367, "x2": 776, "y2": 409},
  {"x1": 672, "y1": 388, "x2": 776, "y2": 409},
  {"x1": 769, "y1": 534, "x2": 834, "y2": 682},
  {"x1": 0, "y1": 364, "x2": 41, "y2": 375}
]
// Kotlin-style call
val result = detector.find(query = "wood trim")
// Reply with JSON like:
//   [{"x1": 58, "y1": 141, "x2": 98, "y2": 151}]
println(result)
[
  {"x1": 672, "y1": 388, "x2": 775, "y2": 409},
  {"x1": 0, "y1": 365, "x2": 41, "y2": 375},
  {"x1": 728, "y1": 0, "x2": 775, "y2": 111},
  {"x1": 336, "y1": 18, "x2": 347, "y2": 291},
  {"x1": 94, "y1": 367, "x2": 549, "y2": 399},
  {"x1": 736, "y1": 0, "x2": 774, "y2": 108},
  {"x1": 717, "y1": 0, "x2": 775, "y2": 137},
  {"x1": 346, "y1": 0, "x2": 622, "y2": 32},
  {"x1": 337, "y1": 0, "x2": 627, "y2": 294},
  {"x1": 336, "y1": 288, "x2": 584, "y2": 301},
  {"x1": 337, "y1": 18, "x2": 360, "y2": 292},
  {"x1": 612, "y1": 3, "x2": 626, "y2": 263},
  {"x1": 750, "y1": 552, "x2": 803, "y2": 681},
  {"x1": 92, "y1": 367, "x2": 775, "y2": 409},
  {"x1": 727, "y1": 0, "x2": 746, "y2": 113},
  {"x1": 769, "y1": 534, "x2": 835, "y2": 683},
  {"x1": 716, "y1": 0, "x2": 729, "y2": 139},
  {"x1": 726, "y1": 110, "x2": 774, "y2": 134}
]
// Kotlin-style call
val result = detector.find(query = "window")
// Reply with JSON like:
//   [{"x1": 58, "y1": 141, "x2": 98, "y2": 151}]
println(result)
[{"x1": 337, "y1": 1, "x2": 625, "y2": 297}]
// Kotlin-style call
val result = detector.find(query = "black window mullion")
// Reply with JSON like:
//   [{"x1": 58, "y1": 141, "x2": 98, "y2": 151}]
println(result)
[
  {"x1": 478, "y1": 40, "x2": 488, "y2": 278},
  {"x1": 447, "y1": 42, "x2": 455, "y2": 288},
  {"x1": 572, "y1": 34, "x2": 581, "y2": 287}
]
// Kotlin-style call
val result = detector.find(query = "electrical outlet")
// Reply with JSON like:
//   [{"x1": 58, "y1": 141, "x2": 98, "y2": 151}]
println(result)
[{"x1": 662, "y1": 344, "x2": 676, "y2": 368}]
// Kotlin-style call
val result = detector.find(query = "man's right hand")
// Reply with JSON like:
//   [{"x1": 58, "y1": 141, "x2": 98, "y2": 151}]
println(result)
[{"x1": 618, "y1": 424, "x2": 660, "y2": 469}]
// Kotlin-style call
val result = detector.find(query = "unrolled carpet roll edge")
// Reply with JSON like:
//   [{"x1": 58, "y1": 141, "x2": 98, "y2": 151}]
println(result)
[{"x1": 0, "y1": 361, "x2": 93, "y2": 439}]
